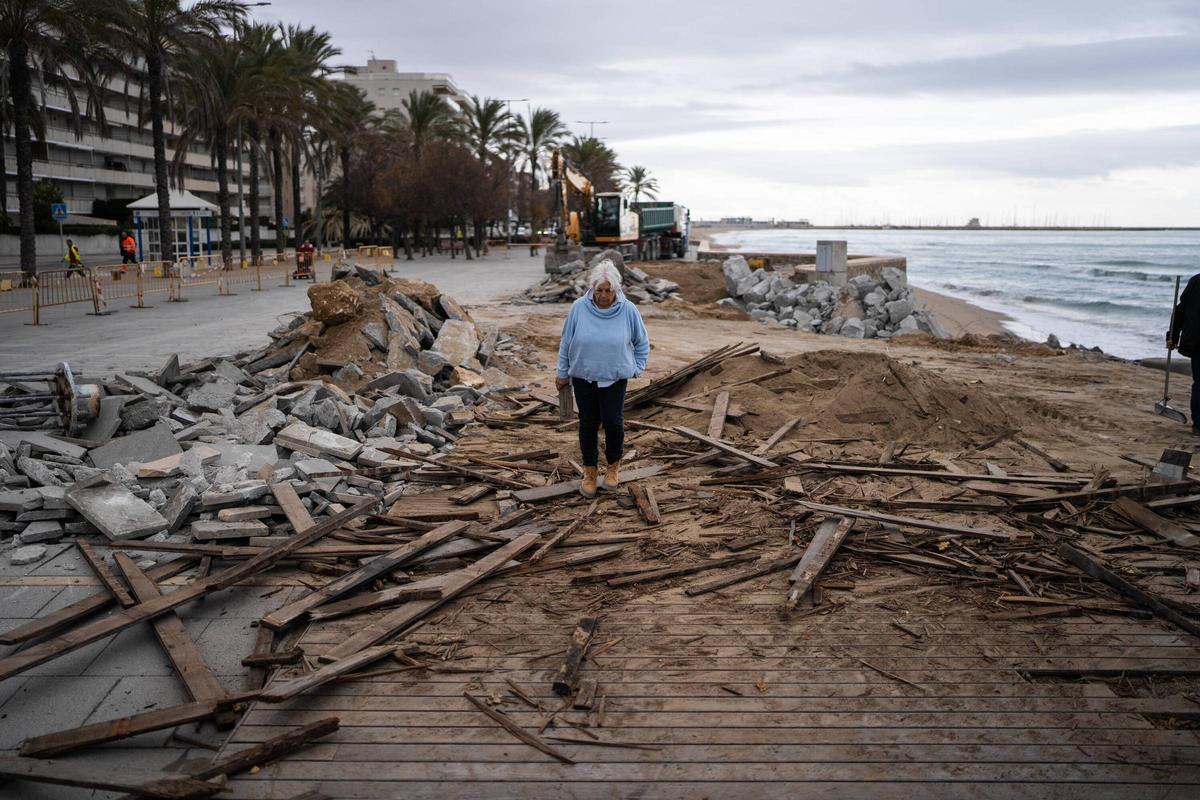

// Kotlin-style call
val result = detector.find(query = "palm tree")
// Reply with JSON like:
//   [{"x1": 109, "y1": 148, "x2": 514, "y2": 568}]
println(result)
[
  {"x1": 460, "y1": 96, "x2": 520, "y2": 251},
  {"x1": 561, "y1": 135, "x2": 621, "y2": 192},
  {"x1": 322, "y1": 83, "x2": 375, "y2": 247},
  {"x1": 624, "y1": 166, "x2": 658, "y2": 203},
  {"x1": 0, "y1": 0, "x2": 110, "y2": 275},
  {"x1": 171, "y1": 32, "x2": 262, "y2": 266},
  {"x1": 269, "y1": 24, "x2": 339, "y2": 254},
  {"x1": 518, "y1": 107, "x2": 567, "y2": 241},
  {"x1": 400, "y1": 89, "x2": 459, "y2": 158}
]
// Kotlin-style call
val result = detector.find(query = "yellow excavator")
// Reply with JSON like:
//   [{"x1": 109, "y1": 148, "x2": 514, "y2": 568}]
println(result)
[{"x1": 548, "y1": 150, "x2": 689, "y2": 269}]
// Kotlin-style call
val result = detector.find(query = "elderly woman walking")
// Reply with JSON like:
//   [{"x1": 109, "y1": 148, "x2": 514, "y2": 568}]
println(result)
[{"x1": 556, "y1": 260, "x2": 650, "y2": 497}]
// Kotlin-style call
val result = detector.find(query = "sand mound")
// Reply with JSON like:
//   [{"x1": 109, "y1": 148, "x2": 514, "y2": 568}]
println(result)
[{"x1": 662, "y1": 350, "x2": 1061, "y2": 447}]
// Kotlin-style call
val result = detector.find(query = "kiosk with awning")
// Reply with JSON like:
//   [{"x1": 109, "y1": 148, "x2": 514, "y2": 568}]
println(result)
[{"x1": 128, "y1": 190, "x2": 217, "y2": 262}]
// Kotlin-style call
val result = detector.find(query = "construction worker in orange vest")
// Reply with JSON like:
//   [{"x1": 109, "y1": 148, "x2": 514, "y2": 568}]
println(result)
[{"x1": 119, "y1": 230, "x2": 137, "y2": 273}]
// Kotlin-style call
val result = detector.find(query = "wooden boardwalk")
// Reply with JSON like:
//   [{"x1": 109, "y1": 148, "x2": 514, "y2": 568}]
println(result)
[{"x1": 222, "y1": 575, "x2": 1200, "y2": 799}]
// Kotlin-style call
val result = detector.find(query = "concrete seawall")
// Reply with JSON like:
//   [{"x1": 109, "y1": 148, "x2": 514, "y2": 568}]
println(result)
[{"x1": 698, "y1": 249, "x2": 907, "y2": 284}]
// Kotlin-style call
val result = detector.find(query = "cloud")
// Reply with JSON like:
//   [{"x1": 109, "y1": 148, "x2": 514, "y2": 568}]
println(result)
[{"x1": 804, "y1": 35, "x2": 1200, "y2": 96}]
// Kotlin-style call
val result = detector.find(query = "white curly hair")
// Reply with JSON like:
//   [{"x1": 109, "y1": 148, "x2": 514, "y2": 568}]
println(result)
[{"x1": 588, "y1": 259, "x2": 623, "y2": 292}]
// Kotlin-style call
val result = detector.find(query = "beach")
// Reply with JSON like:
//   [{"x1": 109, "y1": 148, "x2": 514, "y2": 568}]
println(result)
[{"x1": 912, "y1": 286, "x2": 1012, "y2": 338}]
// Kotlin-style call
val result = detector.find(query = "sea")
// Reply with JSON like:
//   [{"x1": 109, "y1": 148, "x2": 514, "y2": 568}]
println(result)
[{"x1": 708, "y1": 228, "x2": 1200, "y2": 361}]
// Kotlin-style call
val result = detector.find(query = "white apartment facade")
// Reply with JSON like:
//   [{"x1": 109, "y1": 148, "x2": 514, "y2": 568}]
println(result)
[{"x1": 337, "y1": 59, "x2": 469, "y2": 115}]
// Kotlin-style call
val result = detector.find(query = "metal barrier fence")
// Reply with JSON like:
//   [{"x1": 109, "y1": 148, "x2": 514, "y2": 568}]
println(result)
[{"x1": 0, "y1": 249, "x2": 319, "y2": 324}]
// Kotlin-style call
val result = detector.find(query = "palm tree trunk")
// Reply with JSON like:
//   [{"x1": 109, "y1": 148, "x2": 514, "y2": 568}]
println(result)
[
  {"x1": 313, "y1": 166, "x2": 325, "y2": 250},
  {"x1": 290, "y1": 142, "x2": 301, "y2": 249},
  {"x1": 215, "y1": 127, "x2": 232, "y2": 267},
  {"x1": 9, "y1": 40, "x2": 36, "y2": 276},
  {"x1": 0, "y1": 105, "x2": 8, "y2": 230},
  {"x1": 248, "y1": 123, "x2": 262, "y2": 262},
  {"x1": 340, "y1": 146, "x2": 351, "y2": 247},
  {"x1": 270, "y1": 129, "x2": 285, "y2": 255},
  {"x1": 147, "y1": 52, "x2": 173, "y2": 262},
  {"x1": 528, "y1": 156, "x2": 538, "y2": 247}
]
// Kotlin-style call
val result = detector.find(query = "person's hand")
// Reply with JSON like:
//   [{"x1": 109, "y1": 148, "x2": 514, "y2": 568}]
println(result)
[
  {"x1": 555, "y1": 376, "x2": 570, "y2": 389},
  {"x1": 1167, "y1": 333, "x2": 1178, "y2": 349}
]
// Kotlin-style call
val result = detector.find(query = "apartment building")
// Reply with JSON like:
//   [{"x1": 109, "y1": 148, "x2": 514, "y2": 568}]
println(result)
[
  {"x1": 1, "y1": 71, "x2": 277, "y2": 257},
  {"x1": 337, "y1": 59, "x2": 469, "y2": 116}
]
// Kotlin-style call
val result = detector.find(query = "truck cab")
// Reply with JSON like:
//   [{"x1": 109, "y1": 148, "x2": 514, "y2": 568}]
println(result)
[{"x1": 592, "y1": 192, "x2": 639, "y2": 246}]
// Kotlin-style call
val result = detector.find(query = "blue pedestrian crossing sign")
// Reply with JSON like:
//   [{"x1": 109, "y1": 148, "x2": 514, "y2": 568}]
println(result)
[{"x1": 50, "y1": 203, "x2": 68, "y2": 222}]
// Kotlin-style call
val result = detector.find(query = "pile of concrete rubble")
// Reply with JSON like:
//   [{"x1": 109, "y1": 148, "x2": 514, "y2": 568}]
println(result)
[
  {"x1": 720, "y1": 255, "x2": 947, "y2": 339},
  {"x1": 528, "y1": 251, "x2": 681, "y2": 305},
  {"x1": 0, "y1": 275, "x2": 523, "y2": 565}
]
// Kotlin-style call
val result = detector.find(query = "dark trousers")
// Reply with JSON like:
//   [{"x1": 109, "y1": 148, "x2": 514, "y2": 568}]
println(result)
[
  {"x1": 121, "y1": 253, "x2": 137, "y2": 264},
  {"x1": 1191, "y1": 357, "x2": 1200, "y2": 430},
  {"x1": 572, "y1": 378, "x2": 627, "y2": 467}
]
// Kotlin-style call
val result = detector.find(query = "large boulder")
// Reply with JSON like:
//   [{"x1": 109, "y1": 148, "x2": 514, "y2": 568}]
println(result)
[
  {"x1": 840, "y1": 317, "x2": 866, "y2": 338},
  {"x1": 885, "y1": 297, "x2": 914, "y2": 325},
  {"x1": 722, "y1": 255, "x2": 752, "y2": 296},
  {"x1": 431, "y1": 319, "x2": 480, "y2": 366},
  {"x1": 588, "y1": 248, "x2": 627, "y2": 279},
  {"x1": 308, "y1": 281, "x2": 362, "y2": 324},
  {"x1": 880, "y1": 266, "x2": 907, "y2": 292}
]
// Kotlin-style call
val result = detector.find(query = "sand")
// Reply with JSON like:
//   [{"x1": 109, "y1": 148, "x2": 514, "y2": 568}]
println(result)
[{"x1": 912, "y1": 286, "x2": 1011, "y2": 338}]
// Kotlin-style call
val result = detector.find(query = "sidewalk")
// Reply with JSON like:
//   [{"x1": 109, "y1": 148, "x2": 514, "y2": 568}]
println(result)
[{"x1": 0, "y1": 248, "x2": 546, "y2": 378}]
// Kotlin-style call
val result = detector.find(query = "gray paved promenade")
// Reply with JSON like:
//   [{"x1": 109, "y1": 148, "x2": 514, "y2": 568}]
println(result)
[{"x1": 0, "y1": 247, "x2": 546, "y2": 377}]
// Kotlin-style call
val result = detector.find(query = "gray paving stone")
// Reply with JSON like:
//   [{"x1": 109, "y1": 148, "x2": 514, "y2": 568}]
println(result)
[
  {"x1": 66, "y1": 482, "x2": 168, "y2": 540},
  {"x1": 81, "y1": 620, "x2": 211, "y2": 678},
  {"x1": 81, "y1": 675, "x2": 204, "y2": 748},
  {"x1": 10, "y1": 544, "x2": 48, "y2": 565},
  {"x1": 89, "y1": 422, "x2": 181, "y2": 470},
  {"x1": 0, "y1": 675, "x2": 119, "y2": 748},
  {"x1": 0, "y1": 585, "x2": 63, "y2": 618},
  {"x1": 193, "y1": 615, "x2": 260, "y2": 677}
]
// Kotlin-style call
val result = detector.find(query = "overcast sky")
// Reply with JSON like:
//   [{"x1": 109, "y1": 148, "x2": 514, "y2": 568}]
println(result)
[{"x1": 258, "y1": 1, "x2": 1200, "y2": 226}]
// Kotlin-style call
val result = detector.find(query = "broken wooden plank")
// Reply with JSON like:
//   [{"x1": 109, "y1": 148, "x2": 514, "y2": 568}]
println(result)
[
  {"x1": 787, "y1": 516, "x2": 856, "y2": 609},
  {"x1": 1012, "y1": 436, "x2": 1071, "y2": 472},
  {"x1": 19, "y1": 692, "x2": 257, "y2": 758},
  {"x1": 0, "y1": 557, "x2": 197, "y2": 646},
  {"x1": 511, "y1": 465, "x2": 664, "y2": 503},
  {"x1": 0, "y1": 495, "x2": 379, "y2": 681},
  {"x1": 0, "y1": 755, "x2": 223, "y2": 798},
  {"x1": 113, "y1": 553, "x2": 227, "y2": 703},
  {"x1": 673, "y1": 426, "x2": 778, "y2": 468},
  {"x1": 187, "y1": 717, "x2": 339, "y2": 781},
  {"x1": 754, "y1": 417, "x2": 801, "y2": 456},
  {"x1": 627, "y1": 483, "x2": 661, "y2": 525},
  {"x1": 260, "y1": 645, "x2": 408, "y2": 703},
  {"x1": 382, "y1": 447, "x2": 531, "y2": 489},
  {"x1": 573, "y1": 678, "x2": 598, "y2": 710},
  {"x1": 552, "y1": 617, "x2": 597, "y2": 696},
  {"x1": 528, "y1": 500, "x2": 597, "y2": 563},
  {"x1": 707, "y1": 391, "x2": 730, "y2": 439},
  {"x1": 272, "y1": 481, "x2": 316, "y2": 532},
  {"x1": 463, "y1": 692, "x2": 573, "y2": 764},
  {"x1": 796, "y1": 501, "x2": 1013, "y2": 541},
  {"x1": 77, "y1": 539, "x2": 135, "y2": 607},
  {"x1": 1012, "y1": 480, "x2": 1198, "y2": 511},
  {"x1": 241, "y1": 648, "x2": 303, "y2": 667},
  {"x1": 449, "y1": 483, "x2": 492, "y2": 505},
  {"x1": 788, "y1": 458, "x2": 1082, "y2": 486},
  {"x1": 261, "y1": 520, "x2": 470, "y2": 630},
  {"x1": 1110, "y1": 496, "x2": 1200, "y2": 548},
  {"x1": 319, "y1": 532, "x2": 542, "y2": 662},
  {"x1": 1058, "y1": 544, "x2": 1200, "y2": 636},
  {"x1": 606, "y1": 552, "x2": 758, "y2": 588}
]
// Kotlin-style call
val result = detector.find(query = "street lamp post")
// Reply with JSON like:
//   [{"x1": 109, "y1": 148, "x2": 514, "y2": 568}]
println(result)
[
  {"x1": 575, "y1": 120, "x2": 609, "y2": 138},
  {"x1": 501, "y1": 97, "x2": 528, "y2": 250}
]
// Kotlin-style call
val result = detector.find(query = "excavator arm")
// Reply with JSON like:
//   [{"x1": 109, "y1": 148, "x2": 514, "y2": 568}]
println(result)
[{"x1": 551, "y1": 150, "x2": 593, "y2": 243}]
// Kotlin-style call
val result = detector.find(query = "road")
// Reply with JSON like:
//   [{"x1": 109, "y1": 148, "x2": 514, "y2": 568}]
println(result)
[{"x1": 0, "y1": 247, "x2": 546, "y2": 377}]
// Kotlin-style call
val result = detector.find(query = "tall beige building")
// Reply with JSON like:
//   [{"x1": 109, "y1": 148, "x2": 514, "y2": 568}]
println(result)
[{"x1": 337, "y1": 60, "x2": 469, "y2": 115}]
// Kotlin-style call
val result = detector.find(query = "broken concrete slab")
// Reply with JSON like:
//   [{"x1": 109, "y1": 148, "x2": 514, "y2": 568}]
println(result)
[
  {"x1": 205, "y1": 440, "x2": 279, "y2": 473},
  {"x1": 136, "y1": 445, "x2": 221, "y2": 479},
  {"x1": 0, "y1": 488, "x2": 42, "y2": 513},
  {"x1": 119, "y1": 396, "x2": 172, "y2": 431},
  {"x1": 216, "y1": 505, "x2": 273, "y2": 522},
  {"x1": 90, "y1": 423, "x2": 182, "y2": 470},
  {"x1": 16, "y1": 457, "x2": 63, "y2": 487},
  {"x1": 160, "y1": 484, "x2": 198, "y2": 533},
  {"x1": 0, "y1": 431, "x2": 87, "y2": 461},
  {"x1": 11, "y1": 544, "x2": 47, "y2": 565},
  {"x1": 275, "y1": 422, "x2": 363, "y2": 460},
  {"x1": 117, "y1": 372, "x2": 180, "y2": 400},
  {"x1": 361, "y1": 322, "x2": 389, "y2": 352},
  {"x1": 200, "y1": 482, "x2": 270, "y2": 509},
  {"x1": 58, "y1": 395, "x2": 126, "y2": 448},
  {"x1": 191, "y1": 519, "x2": 269, "y2": 540},
  {"x1": 295, "y1": 458, "x2": 343, "y2": 491},
  {"x1": 186, "y1": 378, "x2": 240, "y2": 413},
  {"x1": 66, "y1": 482, "x2": 169, "y2": 540},
  {"x1": 154, "y1": 353, "x2": 180, "y2": 387},
  {"x1": 431, "y1": 319, "x2": 480, "y2": 366},
  {"x1": 17, "y1": 520, "x2": 63, "y2": 544},
  {"x1": 438, "y1": 294, "x2": 472, "y2": 322}
]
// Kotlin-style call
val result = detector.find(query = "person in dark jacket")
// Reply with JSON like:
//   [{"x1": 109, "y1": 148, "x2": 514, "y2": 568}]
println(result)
[{"x1": 1167, "y1": 273, "x2": 1200, "y2": 432}]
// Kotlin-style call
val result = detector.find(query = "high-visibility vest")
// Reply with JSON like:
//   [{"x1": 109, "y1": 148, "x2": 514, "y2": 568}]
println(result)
[
  {"x1": 64, "y1": 245, "x2": 82, "y2": 265},
  {"x1": 121, "y1": 236, "x2": 136, "y2": 254}
]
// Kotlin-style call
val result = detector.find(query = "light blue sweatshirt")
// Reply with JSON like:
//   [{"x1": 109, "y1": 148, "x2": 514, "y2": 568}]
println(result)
[{"x1": 557, "y1": 290, "x2": 650, "y2": 383}]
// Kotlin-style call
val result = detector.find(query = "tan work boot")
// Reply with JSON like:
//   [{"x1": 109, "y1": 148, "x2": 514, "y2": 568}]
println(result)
[
  {"x1": 601, "y1": 460, "x2": 620, "y2": 490},
  {"x1": 580, "y1": 466, "x2": 598, "y2": 498}
]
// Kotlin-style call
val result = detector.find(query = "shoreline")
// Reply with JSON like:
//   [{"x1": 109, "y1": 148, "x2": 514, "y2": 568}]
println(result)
[{"x1": 911, "y1": 286, "x2": 1013, "y2": 339}]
